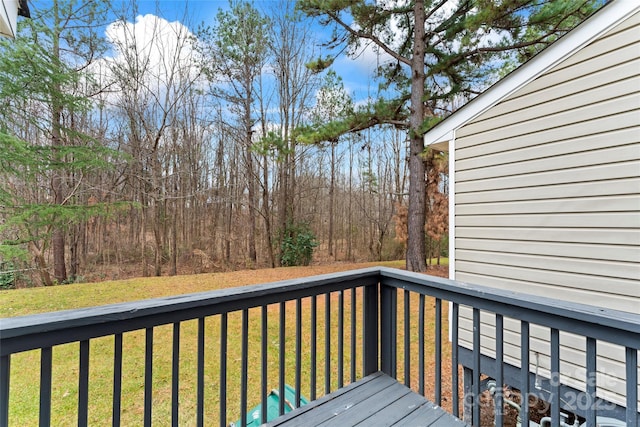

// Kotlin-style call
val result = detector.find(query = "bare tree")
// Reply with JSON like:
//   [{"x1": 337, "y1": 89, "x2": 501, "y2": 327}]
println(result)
[
  {"x1": 197, "y1": 1, "x2": 270, "y2": 266},
  {"x1": 267, "y1": 1, "x2": 320, "y2": 265},
  {"x1": 107, "y1": 7, "x2": 202, "y2": 275},
  {"x1": 310, "y1": 71, "x2": 353, "y2": 259}
]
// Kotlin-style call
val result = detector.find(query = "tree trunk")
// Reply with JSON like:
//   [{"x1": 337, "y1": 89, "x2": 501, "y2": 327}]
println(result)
[
  {"x1": 347, "y1": 136, "x2": 353, "y2": 260},
  {"x1": 141, "y1": 201, "x2": 149, "y2": 277},
  {"x1": 328, "y1": 141, "x2": 335, "y2": 258},
  {"x1": 406, "y1": 0, "x2": 427, "y2": 272},
  {"x1": 246, "y1": 137, "x2": 257, "y2": 265},
  {"x1": 170, "y1": 198, "x2": 177, "y2": 276},
  {"x1": 49, "y1": 108, "x2": 66, "y2": 277},
  {"x1": 69, "y1": 224, "x2": 80, "y2": 280},
  {"x1": 225, "y1": 151, "x2": 235, "y2": 263},
  {"x1": 29, "y1": 242, "x2": 53, "y2": 286},
  {"x1": 263, "y1": 154, "x2": 276, "y2": 267},
  {"x1": 154, "y1": 202, "x2": 162, "y2": 276},
  {"x1": 52, "y1": 223, "x2": 66, "y2": 282},
  {"x1": 51, "y1": 0, "x2": 67, "y2": 283}
]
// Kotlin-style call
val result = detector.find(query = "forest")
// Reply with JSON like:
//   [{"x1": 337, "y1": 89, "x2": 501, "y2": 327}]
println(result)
[{"x1": 0, "y1": 0, "x2": 600, "y2": 287}]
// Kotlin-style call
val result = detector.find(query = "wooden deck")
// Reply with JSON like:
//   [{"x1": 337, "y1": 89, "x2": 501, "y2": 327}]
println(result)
[{"x1": 265, "y1": 371, "x2": 468, "y2": 426}]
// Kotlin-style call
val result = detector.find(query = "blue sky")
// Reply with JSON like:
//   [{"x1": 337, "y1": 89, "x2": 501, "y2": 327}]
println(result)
[
  {"x1": 127, "y1": 0, "x2": 382, "y2": 103},
  {"x1": 22, "y1": 0, "x2": 388, "y2": 108}
]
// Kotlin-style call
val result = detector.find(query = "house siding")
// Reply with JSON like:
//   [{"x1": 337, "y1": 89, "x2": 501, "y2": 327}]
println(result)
[{"x1": 453, "y1": 11, "x2": 640, "y2": 408}]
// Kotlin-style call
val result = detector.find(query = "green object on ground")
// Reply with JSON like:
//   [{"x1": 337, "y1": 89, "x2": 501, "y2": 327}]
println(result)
[{"x1": 231, "y1": 385, "x2": 309, "y2": 427}]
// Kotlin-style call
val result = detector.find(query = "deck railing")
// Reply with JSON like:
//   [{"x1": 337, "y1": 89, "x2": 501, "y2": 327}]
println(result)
[{"x1": 1, "y1": 267, "x2": 638, "y2": 426}]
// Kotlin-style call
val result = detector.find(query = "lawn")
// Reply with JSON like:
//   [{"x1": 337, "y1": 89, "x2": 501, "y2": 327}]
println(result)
[{"x1": 0, "y1": 260, "x2": 452, "y2": 426}]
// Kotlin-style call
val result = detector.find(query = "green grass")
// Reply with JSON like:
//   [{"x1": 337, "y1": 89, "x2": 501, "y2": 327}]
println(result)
[{"x1": 0, "y1": 259, "x2": 450, "y2": 426}]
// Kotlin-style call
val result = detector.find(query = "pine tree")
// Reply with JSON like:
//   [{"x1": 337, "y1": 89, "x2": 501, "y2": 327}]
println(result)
[
  {"x1": 297, "y1": 0, "x2": 601, "y2": 271},
  {"x1": 0, "y1": 0, "x2": 120, "y2": 285}
]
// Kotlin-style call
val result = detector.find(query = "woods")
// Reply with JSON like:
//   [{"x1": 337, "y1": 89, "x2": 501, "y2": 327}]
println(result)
[{"x1": 0, "y1": 0, "x2": 600, "y2": 286}]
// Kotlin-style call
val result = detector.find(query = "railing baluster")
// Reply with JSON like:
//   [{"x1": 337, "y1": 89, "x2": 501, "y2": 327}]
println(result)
[
  {"x1": 0, "y1": 355, "x2": 9, "y2": 427},
  {"x1": 78, "y1": 340, "x2": 90, "y2": 427},
  {"x1": 521, "y1": 321, "x2": 530, "y2": 427},
  {"x1": 144, "y1": 328, "x2": 153, "y2": 427},
  {"x1": 585, "y1": 337, "x2": 596, "y2": 427},
  {"x1": 325, "y1": 292, "x2": 331, "y2": 394},
  {"x1": 495, "y1": 314, "x2": 504, "y2": 427},
  {"x1": 338, "y1": 290, "x2": 344, "y2": 389},
  {"x1": 380, "y1": 284, "x2": 395, "y2": 376},
  {"x1": 472, "y1": 308, "x2": 480, "y2": 425},
  {"x1": 261, "y1": 305, "x2": 268, "y2": 424},
  {"x1": 452, "y1": 303, "x2": 459, "y2": 418},
  {"x1": 350, "y1": 288, "x2": 356, "y2": 383},
  {"x1": 171, "y1": 322, "x2": 180, "y2": 427},
  {"x1": 404, "y1": 290, "x2": 410, "y2": 387},
  {"x1": 279, "y1": 301, "x2": 285, "y2": 416},
  {"x1": 39, "y1": 347, "x2": 52, "y2": 427},
  {"x1": 240, "y1": 310, "x2": 249, "y2": 427},
  {"x1": 419, "y1": 294, "x2": 425, "y2": 396},
  {"x1": 310, "y1": 295, "x2": 317, "y2": 400},
  {"x1": 435, "y1": 297, "x2": 442, "y2": 404},
  {"x1": 295, "y1": 298, "x2": 302, "y2": 407},
  {"x1": 363, "y1": 283, "x2": 378, "y2": 376},
  {"x1": 112, "y1": 333, "x2": 122, "y2": 427},
  {"x1": 391, "y1": 287, "x2": 397, "y2": 378},
  {"x1": 219, "y1": 313, "x2": 227, "y2": 427},
  {"x1": 197, "y1": 318, "x2": 205, "y2": 427},
  {"x1": 626, "y1": 346, "x2": 638, "y2": 426},
  {"x1": 550, "y1": 328, "x2": 560, "y2": 426}
]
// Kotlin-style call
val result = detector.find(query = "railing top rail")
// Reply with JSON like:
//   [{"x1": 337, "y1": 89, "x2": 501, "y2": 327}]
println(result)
[
  {"x1": 0, "y1": 268, "x2": 381, "y2": 356},
  {"x1": 1, "y1": 267, "x2": 638, "y2": 356},
  {"x1": 378, "y1": 267, "x2": 640, "y2": 348}
]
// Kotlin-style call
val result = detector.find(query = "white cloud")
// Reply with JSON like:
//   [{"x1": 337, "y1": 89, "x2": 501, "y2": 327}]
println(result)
[
  {"x1": 90, "y1": 13, "x2": 203, "y2": 106},
  {"x1": 108, "y1": 15, "x2": 192, "y2": 61}
]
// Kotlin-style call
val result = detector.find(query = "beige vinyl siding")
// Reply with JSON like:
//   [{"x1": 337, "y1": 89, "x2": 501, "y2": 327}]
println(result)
[
  {"x1": 461, "y1": 11, "x2": 640, "y2": 128},
  {"x1": 453, "y1": 11, "x2": 640, "y2": 408}
]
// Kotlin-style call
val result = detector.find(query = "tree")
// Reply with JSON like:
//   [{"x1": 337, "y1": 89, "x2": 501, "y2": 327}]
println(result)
[
  {"x1": 198, "y1": 1, "x2": 270, "y2": 266},
  {"x1": 310, "y1": 70, "x2": 353, "y2": 258},
  {"x1": 107, "y1": 9, "x2": 202, "y2": 276},
  {"x1": 267, "y1": 1, "x2": 321, "y2": 266},
  {"x1": 0, "y1": 0, "x2": 117, "y2": 285},
  {"x1": 297, "y1": 0, "x2": 601, "y2": 271},
  {"x1": 425, "y1": 149, "x2": 448, "y2": 264}
]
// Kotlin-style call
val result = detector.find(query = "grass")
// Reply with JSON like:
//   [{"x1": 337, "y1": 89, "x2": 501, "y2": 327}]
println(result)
[{"x1": 0, "y1": 259, "x2": 452, "y2": 426}]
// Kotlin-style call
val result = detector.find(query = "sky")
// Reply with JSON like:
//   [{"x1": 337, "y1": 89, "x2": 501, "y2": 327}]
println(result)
[
  {"x1": 13, "y1": 0, "x2": 382, "y2": 105},
  {"x1": 117, "y1": 0, "x2": 384, "y2": 104},
  {"x1": 20, "y1": 0, "x2": 482, "y2": 110}
]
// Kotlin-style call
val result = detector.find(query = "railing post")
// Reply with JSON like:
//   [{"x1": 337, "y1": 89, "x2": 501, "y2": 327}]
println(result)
[
  {"x1": 380, "y1": 283, "x2": 396, "y2": 377},
  {"x1": 362, "y1": 282, "x2": 379, "y2": 376}
]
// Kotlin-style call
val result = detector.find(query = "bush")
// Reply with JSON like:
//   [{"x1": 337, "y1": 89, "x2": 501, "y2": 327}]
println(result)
[
  {"x1": 0, "y1": 262, "x2": 16, "y2": 289},
  {"x1": 381, "y1": 238, "x2": 406, "y2": 261},
  {"x1": 280, "y1": 222, "x2": 318, "y2": 267}
]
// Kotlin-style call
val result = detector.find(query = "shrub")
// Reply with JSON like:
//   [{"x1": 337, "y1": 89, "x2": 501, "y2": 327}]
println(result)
[
  {"x1": 0, "y1": 262, "x2": 16, "y2": 289},
  {"x1": 280, "y1": 222, "x2": 318, "y2": 267}
]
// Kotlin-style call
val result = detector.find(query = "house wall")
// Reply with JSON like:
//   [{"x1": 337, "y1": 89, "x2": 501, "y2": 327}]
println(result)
[{"x1": 453, "y1": 11, "x2": 640, "y2": 408}]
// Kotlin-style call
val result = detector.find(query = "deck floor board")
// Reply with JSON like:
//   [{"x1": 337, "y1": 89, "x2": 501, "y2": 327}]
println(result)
[{"x1": 264, "y1": 372, "x2": 467, "y2": 427}]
